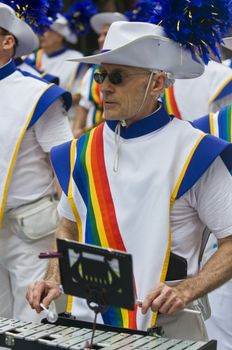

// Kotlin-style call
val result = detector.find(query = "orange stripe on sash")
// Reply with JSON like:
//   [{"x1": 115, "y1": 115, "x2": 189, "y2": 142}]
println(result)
[
  {"x1": 88, "y1": 125, "x2": 137, "y2": 329},
  {"x1": 91, "y1": 124, "x2": 125, "y2": 250},
  {"x1": 165, "y1": 86, "x2": 182, "y2": 119}
]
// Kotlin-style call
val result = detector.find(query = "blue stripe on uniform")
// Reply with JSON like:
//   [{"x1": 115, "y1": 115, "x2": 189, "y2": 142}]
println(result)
[
  {"x1": 213, "y1": 79, "x2": 232, "y2": 102},
  {"x1": 27, "y1": 84, "x2": 72, "y2": 129},
  {"x1": 176, "y1": 134, "x2": 232, "y2": 199},
  {"x1": 192, "y1": 115, "x2": 210, "y2": 134},
  {"x1": 50, "y1": 141, "x2": 72, "y2": 196}
]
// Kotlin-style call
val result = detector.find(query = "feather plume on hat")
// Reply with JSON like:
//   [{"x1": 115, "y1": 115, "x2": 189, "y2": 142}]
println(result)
[
  {"x1": 1, "y1": 0, "x2": 62, "y2": 34},
  {"x1": 126, "y1": 0, "x2": 232, "y2": 64},
  {"x1": 47, "y1": 0, "x2": 63, "y2": 21},
  {"x1": 64, "y1": 0, "x2": 97, "y2": 36}
]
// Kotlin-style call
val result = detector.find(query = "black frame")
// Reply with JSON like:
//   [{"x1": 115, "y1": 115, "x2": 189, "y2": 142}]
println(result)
[{"x1": 57, "y1": 239, "x2": 135, "y2": 310}]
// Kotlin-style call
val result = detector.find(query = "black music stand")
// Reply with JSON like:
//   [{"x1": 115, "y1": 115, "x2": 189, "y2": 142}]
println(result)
[{"x1": 57, "y1": 239, "x2": 135, "y2": 348}]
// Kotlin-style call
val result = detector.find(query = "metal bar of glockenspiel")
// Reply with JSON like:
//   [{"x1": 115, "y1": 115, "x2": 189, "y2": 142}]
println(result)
[
  {"x1": 46, "y1": 327, "x2": 90, "y2": 346},
  {"x1": 8, "y1": 323, "x2": 55, "y2": 339},
  {"x1": 26, "y1": 325, "x2": 65, "y2": 341},
  {"x1": 97, "y1": 333, "x2": 144, "y2": 350}
]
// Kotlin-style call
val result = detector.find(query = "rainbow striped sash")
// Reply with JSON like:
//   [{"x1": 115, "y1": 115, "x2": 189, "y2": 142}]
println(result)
[
  {"x1": 72, "y1": 123, "x2": 137, "y2": 328},
  {"x1": 163, "y1": 85, "x2": 182, "y2": 119},
  {"x1": 35, "y1": 49, "x2": 43, "y2": 70}
]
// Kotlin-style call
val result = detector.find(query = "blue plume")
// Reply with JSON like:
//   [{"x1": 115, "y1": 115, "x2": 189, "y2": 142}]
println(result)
[
  {"x1": 64, "y1": 0, "x2": 98, "y2": 36},
  {"x1": 127, "y1": 0, "x2": 232, "y2": 64},
  {"x1": 1, "y1": 0, "x2": 51, "y2": 34},
  {"x1": 126, "y1": 0, "x2": 157, "y2": 22},
  {"x1": 46, "y1": 0, "x2": 63, "y2": 21}
]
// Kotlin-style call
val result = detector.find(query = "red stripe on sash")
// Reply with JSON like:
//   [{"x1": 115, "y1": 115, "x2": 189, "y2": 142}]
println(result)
[
  {"x1": 91, "y1": 124, "x2": 137, "y2": 329},
  {"x1": 168, "y1": 85, "x2": 182, "y2": 120},
  {"x1": 91, "y1": 123, "x2": 125, "y2": 250}
]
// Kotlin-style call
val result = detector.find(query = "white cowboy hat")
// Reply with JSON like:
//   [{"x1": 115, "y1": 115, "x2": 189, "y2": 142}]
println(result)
[
  {"x1": 70, "y1": 21, "x2": 204, "y2": 79},
  {"x1": 0, "y1": 3, "x2": 39, "y2": 57},
  {"x1": 90, "y1": 12, "x2": 128, "y2": 34},
  {"x1": 50, "y1": 14, "x2": 78, "y2": 44},
  {"x1": 222, "y1": 37, "x2": 232, "y2": 51}
]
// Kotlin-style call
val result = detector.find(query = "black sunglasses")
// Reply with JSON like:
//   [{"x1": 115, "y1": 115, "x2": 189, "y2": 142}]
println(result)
[{"x1": 93, "y1": 70, "x2": 151, "y2": 85}]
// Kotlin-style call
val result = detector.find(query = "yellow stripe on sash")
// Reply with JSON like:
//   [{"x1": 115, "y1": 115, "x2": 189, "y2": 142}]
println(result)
[
  {"x1": 40, "y1": 72, "x2": 46, "y2": 79},
  {"x1": 66, "y1": 139, "x2": 81, "y2": 314},
  {"x1": 208, "y1": 76, "x2": 232, "y2": 104},
  {"x1": 170, "y1": 134, "x2": 206, "y2": 206},
  {"x1": 66, "y1": 295, "x2": 73, "y2": 314},
  {"x1": 150, "y1": 228, "x2": 172, "y2": 327},
  {"x1": 0, "y1": 83, "x2": 54, "y2": 226},
  {"x1": 68, "y1": 139, "x2": 83, "y2": 242},
  {"x1": 209, "y1": 113, "x2": 215, "y2": 136},
  {"x1": 151, "y1": 133, "x2": 206, "y2": 327},
  {"x1": 121, "y1": 308, "x2": 129, "y2": 329},
  {"x1": 85, "y1": 130, "x2": 109, "y2": 248}
]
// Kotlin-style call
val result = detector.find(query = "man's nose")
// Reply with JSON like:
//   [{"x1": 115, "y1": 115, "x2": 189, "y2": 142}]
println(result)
[{"x1": 99, "y1": 76, "x2": 114, "y2": 93}]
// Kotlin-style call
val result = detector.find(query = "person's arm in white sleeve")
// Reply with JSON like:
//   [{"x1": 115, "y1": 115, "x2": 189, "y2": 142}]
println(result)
[
  {"x1": 35, "y1": 98, "x2": 73, "y2": 152},
  {"x1": 34, "y1": 98, "x2": 73, "y2": 196},
  {"x1": 142, "y1": 157, "x2": 232, "y2": 315},
  {"x1": 27, "y1": 193, "x2": 77, "y2": 312}
]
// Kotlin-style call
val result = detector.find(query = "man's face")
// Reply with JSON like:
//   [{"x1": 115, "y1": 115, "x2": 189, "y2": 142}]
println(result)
[
  {"x1": 98, "y1": 63, "x2": 155, "y2": 122},
  {"x1": 39, "y1": 30, "x2": 63, "y2": 49},
  {"x1": 0, "y1": 28, "x2": 16, "y2": 63},
  {"x1": 98, "y1": 24, "x2": 110, "y2": 50}
]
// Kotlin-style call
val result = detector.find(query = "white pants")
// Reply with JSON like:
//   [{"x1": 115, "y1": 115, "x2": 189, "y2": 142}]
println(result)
[
  {"x1": 0, "y1": 227, "x2": 53, "y2": 322},
  {"x1": 206, "y1": 280, "x2": 232, "y2": 350}
]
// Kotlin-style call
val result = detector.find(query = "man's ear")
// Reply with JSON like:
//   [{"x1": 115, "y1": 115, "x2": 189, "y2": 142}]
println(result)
[
  {"x1": 2, "y1": 34, "x2": 16, "y2": 51},
  {"x1": 150, "y1": 72, "x2": 166, "y2": 96}
]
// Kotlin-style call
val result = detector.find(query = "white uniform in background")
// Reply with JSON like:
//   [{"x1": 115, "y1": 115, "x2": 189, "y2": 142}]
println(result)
[
  {"x1": 35, "y1": 48, "x2": 88, "y2": 119},
  {"x1": 193, "y1": 108, "x2": 232, "y2": 350},
  {"x1": 79, "y1": 65, "x2": 103, "y2": 128},
  {"x1": 0, "y1": 60, "x2": 73, "y2": 322},
  {"x1": 164, "y1": 60, "x2": 232, "y2": 121}
]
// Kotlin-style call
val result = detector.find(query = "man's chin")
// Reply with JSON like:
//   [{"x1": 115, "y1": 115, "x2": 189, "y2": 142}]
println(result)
[
  {"x1": 103, "y1": 113, "x2": 119, "y2": 121},
  {"x1": 103, "y1": 111, "x2": 128, "y2": 121}
]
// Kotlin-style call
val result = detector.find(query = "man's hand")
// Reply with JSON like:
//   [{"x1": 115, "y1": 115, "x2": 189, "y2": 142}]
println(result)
[
  {"x1": 141, "y1": 282, "x2": 188, "y2": 315},
  {"x1": 26, "y1": 218, "x2": 78, "y2": 314},
  {"x1": 26, "y1": 280, "x2": 61, "y2": 313}
]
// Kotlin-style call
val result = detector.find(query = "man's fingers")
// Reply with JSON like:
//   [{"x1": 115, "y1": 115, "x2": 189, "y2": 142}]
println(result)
[
  {"x1": 158, "y1": 294, "x2": 184, "y2": 314},
  {"x1": 26, "y1": 280, "x2": 61, "y2": 314},
  {"x1": 33, "y1": 281, "x2": 48, "y2": 312},
  {"x1": 42, "y1": 287, "x2": 61, "y2": 309},
  {"x1": 149, "y1": 286, "x2": 173, "y2": 313},
  {"x1": 26, "y1": 281, "x2": 49, "y2": 313},
  {"x1": 27, "y1": 282, "x2": 41, "y2": 310},
  {"x1": 141, "y1": 283, "x2": 186, "y2": 315},
  {"x1": 141, "y1": 283, "x2": 165, "y2": 314}
]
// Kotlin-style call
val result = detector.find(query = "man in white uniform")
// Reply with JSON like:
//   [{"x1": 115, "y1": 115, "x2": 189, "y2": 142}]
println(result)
[
  {"x1": 163, "y1": 60, "x2": 232, "y2": 121},
  {"x1": 33, "y1": 1, "x2": 97, "y2": 120},
  {"x1": 27, "y1": 5, "x2": 232, "y2": 340},
  {"x1": 73, "y1": 12, "x2": 128, "y2": 138},
  {"x1": 15, "y1": 56, "x2": 59, "y2": 85},
  {"x1": 0, "y1": 3, "x2": 73, "y2": 322}
]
